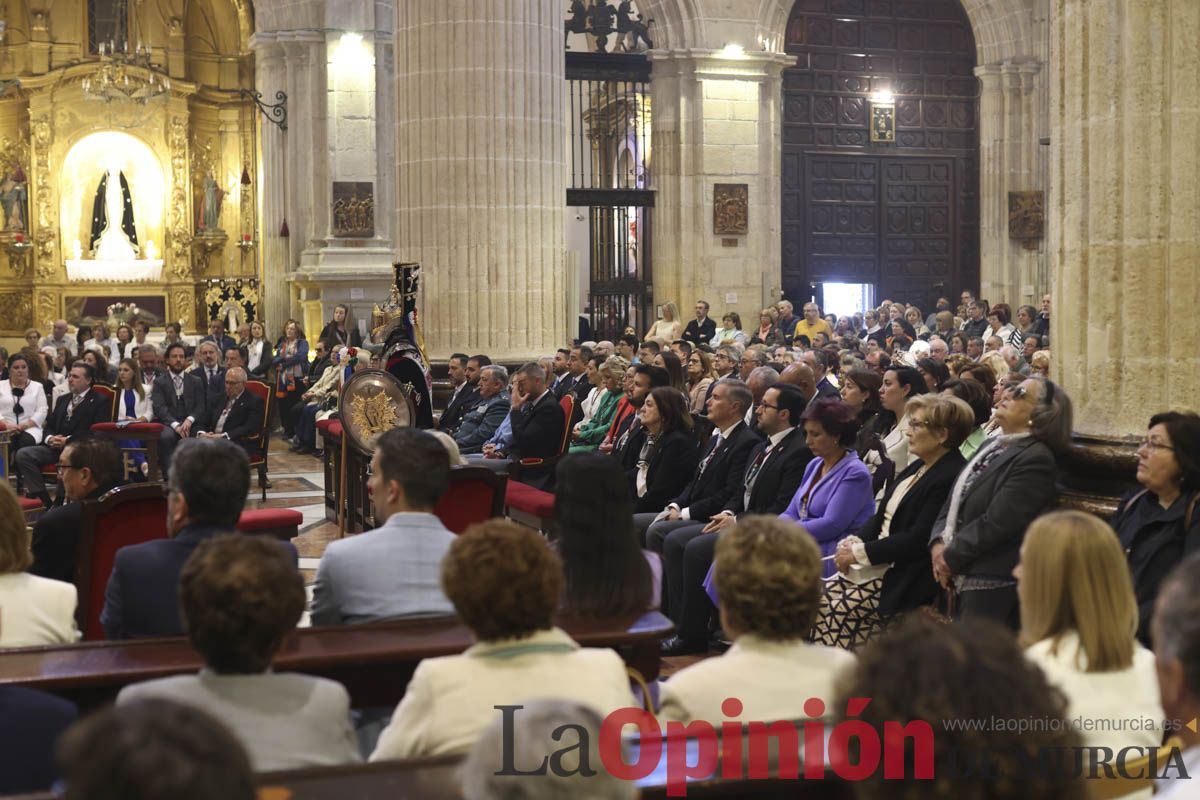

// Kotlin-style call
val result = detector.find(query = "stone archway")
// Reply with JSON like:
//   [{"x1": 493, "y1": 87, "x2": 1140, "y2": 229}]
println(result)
[{"x1": 639, "y1": 0, "x2": 1047, "y2": 312}]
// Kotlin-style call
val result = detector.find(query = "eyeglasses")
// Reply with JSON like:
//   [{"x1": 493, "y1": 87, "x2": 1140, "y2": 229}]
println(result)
[
  {"x1": 1138, "y1": 438, "x2": 1175, "y2": 454},
  {"x1": 908, "y1": 419, "x2": 931, "y2": 430},
  {"x1": 758, "y1": 402, "x2": 780, "y2": 411},
  {"x1": 56, "y1": 463, "x2": 81, "y2": 474}
]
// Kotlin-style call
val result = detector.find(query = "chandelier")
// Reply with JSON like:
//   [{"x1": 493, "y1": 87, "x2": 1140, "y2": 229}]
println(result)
[{"x1": 82, "y1": 41, "x2": 171, "y2": 104}]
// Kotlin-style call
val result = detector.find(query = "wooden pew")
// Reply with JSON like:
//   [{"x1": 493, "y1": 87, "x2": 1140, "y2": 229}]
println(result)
[
  {"x1": 0, "y1": 612, "x2": 673, "y2": 711},
  {"x1": 254, "y1": 755, "x2": 853, "y2": 799}
]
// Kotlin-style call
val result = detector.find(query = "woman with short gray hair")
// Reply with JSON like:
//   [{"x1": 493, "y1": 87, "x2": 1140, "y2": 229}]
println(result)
[{"x1": 930, "y1": 377, "x2": 1073, "y2": 629}]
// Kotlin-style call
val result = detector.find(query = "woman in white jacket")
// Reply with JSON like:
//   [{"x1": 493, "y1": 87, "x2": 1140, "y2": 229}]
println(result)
[
  {"x1": 0, "y1": 353, "x2": 48, "y2": 461},
  {"x1": 0, "y1": 481, "x2": 78, "y2": 648}
]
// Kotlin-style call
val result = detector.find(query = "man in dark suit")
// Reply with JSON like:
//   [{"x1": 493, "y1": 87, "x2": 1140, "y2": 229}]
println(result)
[
  {"x1": 15, "y1": 361, "x2": 112, "y2": 509},
  {"x1": 566, "y1": 346, "x2": 592, "y2": 401},
  {"x1": 436, "y1": 353, "x2": 473, "y2": 431},
  {"x1": 195, "y1": 368, "x2": 265, "y2": 455},
  {"x1": 189, "y1": 340, "x2": 225, "y2": 422},
  {"x1": 199, "y1": 318, "x2": 237, "y2": 354},
  {"x1": 681, "y1": 300, "x2": 717, "y2": 347},
  {"x1": 101, "y1": 438, "x2": 296, "y2": 639},
  {"x1": 136, "y1": 344, "x2": 163, "y2": 386},
  {"x1": 151, "y1": 342, "x2": 207, "y2": 477},
  {"x1": 440, "y1": 354, "x2": 490, "y2": 433},
  {"x1": 507, "y1": 362, "x2": 566, "y2": 489},
  {"x1": 0, "y1": 687, "x2": 77, "y2": 795},
  {"x1": 802, "y1": 349, "x2": 840, "y2": 399},
  {"x1": 655, "y1": 384, "x2": 813, "y2": 653},
  {"x1": 29, "y1": 438, "x2": 123, "y2": 583}
]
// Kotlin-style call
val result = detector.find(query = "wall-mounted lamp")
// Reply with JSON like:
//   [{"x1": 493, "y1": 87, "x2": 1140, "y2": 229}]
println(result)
[
  {"x1": 718, "y1": 43, "x2": 746, "y2": 60},
  {"x1": 869, "y1": 88, "x2": 895, "y2": 143}
]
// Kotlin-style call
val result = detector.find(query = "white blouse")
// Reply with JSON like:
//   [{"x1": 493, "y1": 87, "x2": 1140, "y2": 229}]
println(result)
[
  {"x1": 115, "y1": 387, "x2": 155, "y2": 422},
  {"x1": 247, "y1": 340, "x2": 266, "y2": 373},
  {"x1": 0, "y1": 379, "x2": 48, "y2": 442},
  {"x1": 881, "y1": 411, "x2": 913, "y2": 473}
]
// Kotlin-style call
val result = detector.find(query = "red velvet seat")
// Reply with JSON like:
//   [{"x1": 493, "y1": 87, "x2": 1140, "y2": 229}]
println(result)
[
  {"x1": 19, "y1": 496, "x2": 44, "y2": 522},
  {"x1": 91, "y1": 422, "x2": 165, "y2": 434},
  {"x1": 76, "y1": 483, "x2": 170, "y2": 641},
  {"x1": 320, "y1": 420, "x2": 343, "y2": 522},
  {"x1": 433, "y1": 466, "x2": 507, "y2": 533},
  {"x1": 504, "y1": 481, "x2": 555, "y2": 518},
  {"x1": 237, "y1": 508, "x2": 303, "y2": 541},
  {"x1": 240, "y1": 380, "x2": 275, "y2": 501}
]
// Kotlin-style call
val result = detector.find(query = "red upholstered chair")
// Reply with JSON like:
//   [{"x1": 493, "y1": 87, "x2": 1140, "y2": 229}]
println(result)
[
  {"x1": 504, "y1": 394, "x2": 574, "y2": 535},
  {"x1": 90, "y1": 422, "x2": 166, "y2": 482},
  {"x1": 240, "y1": 380, "x2": 274, "y2": 501},
  {"x1": 0, "y1": 421, "x2": 8, "y2": 486},
  {"x1": 318, "y1": 418, "x2": 342, "y2": 522},
  {"x1": 237, "y1": 508, "x2": 303, "y2": 541},
  {"x1": 19, "y1": 495, "x2": 44, "y2": 523},
  {"x1": 75, "y1": 483, "x2": 170, "y2": 641},
  {"x1": 433, "y1": 465, "x2": 508, "y2": 533}
]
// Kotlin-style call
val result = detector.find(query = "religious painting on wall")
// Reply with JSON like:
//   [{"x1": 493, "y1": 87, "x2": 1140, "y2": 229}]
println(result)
[
  {"x1": 64, "y1": 295, "x2": 167, "y2": 327},
  {"x1": 713, "y1": 183, "x2": 748, "y2": 235},
  {"x1": 332, "y1": 181, "x2": 374, "y2": 238},
  {"x1": 1008, "y1": 190, "x2": 1044, "y2": 249}
]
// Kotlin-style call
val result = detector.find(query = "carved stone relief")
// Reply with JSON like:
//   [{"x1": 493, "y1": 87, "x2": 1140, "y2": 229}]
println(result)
[
  {"x1": 0, "y1": 290, "x2": 33, "y2": 330},
  {"x1": 169, "y1": 114, "x2": 192, "y2": 278}
]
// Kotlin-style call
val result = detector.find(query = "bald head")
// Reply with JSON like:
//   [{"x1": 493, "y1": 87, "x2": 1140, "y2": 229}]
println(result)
[
  {"x1": 746, "y1": 366, "x2": 780, "y2": 404},
  {"x1": 780, "y1": 363, "x2": 816, "y2": 401},
  {"x1": 223, "y1": 367, "x2": 248, "y2": 400}
]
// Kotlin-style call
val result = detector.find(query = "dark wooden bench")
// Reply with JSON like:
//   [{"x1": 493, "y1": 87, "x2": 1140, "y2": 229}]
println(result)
[
  {"x1": 254, "y1": 756, "x2": 852, "y2": 799},
  {"x1": 0, "y1": 612, "x2": 674, "y2": 711}
]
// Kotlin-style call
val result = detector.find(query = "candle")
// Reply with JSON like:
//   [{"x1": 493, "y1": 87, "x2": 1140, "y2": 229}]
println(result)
[
  {"x1": 242, "y1": 233, "x2": 251, "y2": 242},
  {"x1": 14, "y1": 232, "x2": 23, "y2": 243}
]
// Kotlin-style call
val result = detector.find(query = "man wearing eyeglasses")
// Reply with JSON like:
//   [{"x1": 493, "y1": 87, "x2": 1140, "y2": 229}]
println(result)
[
  {"x1": 15, "y1": 361, "x2": 110, "y2": 509},
  {"x1": 29, "y1": 438, "x2": 123, "y2": 583},
  {"x1": 194, "y1": 368, "x2": 264, "y2": 456}
]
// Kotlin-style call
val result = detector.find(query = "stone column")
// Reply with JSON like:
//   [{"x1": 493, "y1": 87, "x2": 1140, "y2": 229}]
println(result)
[
  {"x1": 252, "y1": 35, "x2": 291, "y2": 331},
  {"x1": 976, "y1": 60, "x2": 1045, "y2": 307},
  {"x1": 1050, "y1": 0, "x2": 1200, "y2": 438},
  {"x1": 394, "y1": 1, "x2": 568, "y2": 360},
  {"x1": 650, "y1": 50, "x2": 792, "y2": 323}
]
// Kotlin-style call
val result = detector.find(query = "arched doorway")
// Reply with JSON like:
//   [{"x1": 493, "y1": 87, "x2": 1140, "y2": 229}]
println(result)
[{"x1": 781, "y1": 0, "x2": 979, "y2": 315}]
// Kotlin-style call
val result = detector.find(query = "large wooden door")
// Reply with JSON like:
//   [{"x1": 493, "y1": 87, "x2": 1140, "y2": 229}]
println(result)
[{"x1": 782, "y1": 0, "x2": 979, "y2": 312}]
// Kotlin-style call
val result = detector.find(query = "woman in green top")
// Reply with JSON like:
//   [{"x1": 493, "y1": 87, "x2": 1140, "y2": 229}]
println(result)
[{"x1": 568, "y1": 355, "x2": 629, "y2": 453}]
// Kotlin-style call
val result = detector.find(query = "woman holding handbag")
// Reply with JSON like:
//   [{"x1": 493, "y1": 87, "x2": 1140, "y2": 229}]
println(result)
[
  {"x1": 812, "y1": 394, "x2": 972, "y2": 649},
  {"x1": 272, "y1": 319, "x2": 309, "y2": 440}
]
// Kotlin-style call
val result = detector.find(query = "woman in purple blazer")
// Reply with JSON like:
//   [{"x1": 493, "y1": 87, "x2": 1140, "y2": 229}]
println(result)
[{"x1": 781, "y1": 398, "x2": 875, "y2": 577}]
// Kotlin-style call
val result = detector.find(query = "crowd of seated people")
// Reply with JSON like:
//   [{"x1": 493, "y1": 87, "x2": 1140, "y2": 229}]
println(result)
[{"x1": 11, "y1": 287, "x2": 1200, "y2": 799}]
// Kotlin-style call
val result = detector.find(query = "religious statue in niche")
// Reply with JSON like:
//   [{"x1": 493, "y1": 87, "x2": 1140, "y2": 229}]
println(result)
[
  {"x1": 332, "y1": 182, "x2": 374, "y2": 238},
  {"x1": 713, "y1": 183, "x2": 749, "y2": 235},
  {"x1": 0, "y1": 163, "x2": 28, "y2": 231},
  {"x1": 565, "y1": 0, "x2": 653, "y2": 53},
  {"x1": 199, "y1": 173, "x2": 225, "y2": 232},
  {"x1": 90, "y1": 162, "x2": 138, "y2": 260},
  {"x1": 1008, "y1": 190, "x2": 1044, "y2": 249}
]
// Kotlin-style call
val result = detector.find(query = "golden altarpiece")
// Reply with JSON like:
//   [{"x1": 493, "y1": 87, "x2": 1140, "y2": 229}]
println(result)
[{"x1": 0, "y1": 0, "x2": 261, "y2": 337}]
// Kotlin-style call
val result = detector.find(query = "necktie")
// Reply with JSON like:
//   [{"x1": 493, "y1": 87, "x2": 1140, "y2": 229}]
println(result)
[
  {"x1": 67, "y1": 394, "x2": 82, "y2": 420},
  {"x1": 215, "y1": 398, "x2": 234, "y2": 434},
  {"x1": 697, "y1": 433, "x2": 724, "y2": 477},
  {"x1": 172, "y1": 371, "x2": 184, "y2": 399},
  {"x1": 743, "y1": 446, "x2": 771, "y2": 506}
]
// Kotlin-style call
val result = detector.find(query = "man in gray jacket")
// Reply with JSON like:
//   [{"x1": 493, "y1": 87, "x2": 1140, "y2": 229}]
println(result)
[
  {"x1": 310, "y1": 427, "x2": 456, "y2": 625},
  {"x1": 454, "y1": 365, "x2": 511, "y2": 455}
]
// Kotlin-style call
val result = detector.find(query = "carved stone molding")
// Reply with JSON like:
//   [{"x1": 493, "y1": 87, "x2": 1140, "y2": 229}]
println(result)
[{"x1": 0, "y1": 290, "x2": 32, "y2": 331}]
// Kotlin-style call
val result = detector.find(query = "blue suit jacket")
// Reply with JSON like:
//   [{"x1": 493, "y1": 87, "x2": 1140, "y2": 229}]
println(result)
[
  {"x1": 0, "y1": 687, "x2": 77, "y2": 794},
  {"x1": 101, "y1": 523, "x2": 298, "y2": 640}
]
